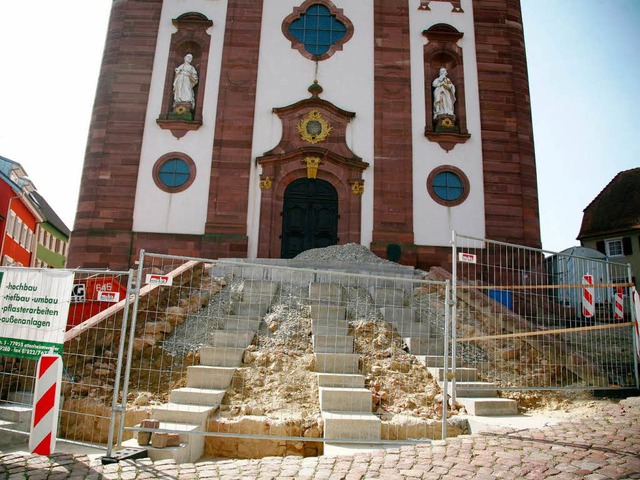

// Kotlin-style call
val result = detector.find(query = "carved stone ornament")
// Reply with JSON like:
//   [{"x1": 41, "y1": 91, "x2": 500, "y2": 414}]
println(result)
[
  {"x1": 351, "y1": 180, "x2": 365, "y2": 195},
  {"x1": 304, "y1": 157, "x2": 322, "y2": 179},
  {"x1": 259, "y1": 176, "x2": 272, "y2": 190},
  {"x1": 297, "y1": 110, "x2": 333, "y2": 144}
]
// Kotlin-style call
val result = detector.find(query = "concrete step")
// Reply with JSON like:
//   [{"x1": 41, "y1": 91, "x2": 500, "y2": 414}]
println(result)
[
  {"x1": 169, "y1": 387, "x2": 226, "y2": 406},
  {"x1": 221, "y1": 317, "x2": 261, "y2": 332},
  {"x1": 380, "y1": 307, "x2": 416, "y2": 323},
  {"x1": 208, "y1": 331, "x2": 255, "y2": 348},
  {"x1": 319, "y1": 387, "x2": 372, "y2": 412},
  {"x1": 391, "y1": 322, "x2": 432, "y2": 338},
  {"x1": 405, "y1": 338, "x2": 445, "y2": 355},
  {"x1": 322, "y1": 411, "x2": 381, "y2": 441},
  {"x1": 457, "y1": 397, "x2": 518, "y2": 416},
  {"x1": 429, "y1": 367, "x2": 478, "y2": 383},
  {"x1": 313, "y1": 335, "x2": 354, "y2": 353},
  {"x1": 315, "y1": 353, "x2": 359, "y2": 374},
  {"x1": 241, "y1": 280, "x2": 278, "y2": 299},
  {"x1": 0, "y1": 403, "x2": 32, "y2": 426},
  {"x1": 369, "y1": 287, "x2": 407, "y2": 307},
  {"x1": 151, "y1": 403, "x2": 215, "y2": 425},
  {"x1": 123, "y1": 421, "x2": 203, "y2": 463},
  {"x1": 312, "y1": 325, "x2": 350, "y2": 336},
  {"x1": 186, "y1": 365, "x2": 236, "y2": 390},
  {"x1": 418, "y1": 355, "x2": 448, "y2": 368},
  {"x1": 6, "y1": 391, "x2": 34, "y2": 405},
  {"x1": 455, "y1": 382, "x2": 500, "y2": 398},
  {"x1": 310, "y1": 305, "x2": 346, "y2": 322},
  {"x1": 0, "y1": 422, "x2": 28, "y2": 448},
  {"x1": 309, "y1": 283, "x2": 343, "y2": 302},
  {"x1": 233, "y1": 302, "x2": 268, "y2": 319},
  {"x1": 199, "y1": 347, "x2": 245, "y2": 367},
  {"x1": 317, "y1": 373, "x2": 365, "y2": 388}
]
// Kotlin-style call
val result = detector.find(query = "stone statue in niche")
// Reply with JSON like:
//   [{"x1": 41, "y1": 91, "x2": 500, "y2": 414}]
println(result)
[
  {"x1": 432, "y1": 67, "x2": 459, "y2": 132},
  {"x1": 171, "y1": 53, "x2": 198, "y2": 120}
]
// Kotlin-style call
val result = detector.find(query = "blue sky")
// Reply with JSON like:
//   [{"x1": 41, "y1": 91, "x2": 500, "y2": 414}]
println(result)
[{"x1": 0, "y1": 0, "x2": 637, "y2": 254}]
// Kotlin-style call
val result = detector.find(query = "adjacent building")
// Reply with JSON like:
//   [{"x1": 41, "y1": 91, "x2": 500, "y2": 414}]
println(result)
[
  {"x1": 68, "y1": 0, "x2": 541, "y2": 270},
  {"x1": 0, "y1": 156, "x2": 70, "y2": 268},
  {"x1": 578, "y1": 167, "x2": 640, "y2": 288}
]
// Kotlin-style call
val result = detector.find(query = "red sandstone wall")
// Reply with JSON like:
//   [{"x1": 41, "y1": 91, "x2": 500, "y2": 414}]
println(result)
[{"x1": 473, "y1": 0, "x2": 541, "y2": 249}]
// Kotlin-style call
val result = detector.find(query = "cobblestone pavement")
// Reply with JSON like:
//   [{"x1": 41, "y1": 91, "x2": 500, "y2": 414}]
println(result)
[{"x1": 1, "y1": 398, "x2": 639, "y2": 479}]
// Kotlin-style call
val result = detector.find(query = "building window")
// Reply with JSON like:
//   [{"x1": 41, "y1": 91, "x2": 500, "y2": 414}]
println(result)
[
  {"x1": 283, "y1": 0, "x2": 354, "y2": 61},
  {"x1": 289, "y1": 5, "x2": 346, "y2": 55},
  {"x1": 152, "y1": 153, "x2": 197, "y2": 193},
  {"x1": 605, "y1": 239, "x2": 624, "y2": 257},
  {"x1": 7, "y1": 212, "x2": 16, "y2": 238},
  {"x1": 426, "y1": 165, "x2": 470, "y2": 207}
]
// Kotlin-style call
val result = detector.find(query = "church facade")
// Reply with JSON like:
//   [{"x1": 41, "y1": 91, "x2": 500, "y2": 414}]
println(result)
[{"x1": 68, "y1": 0, "x2": 541, "y2": 270}]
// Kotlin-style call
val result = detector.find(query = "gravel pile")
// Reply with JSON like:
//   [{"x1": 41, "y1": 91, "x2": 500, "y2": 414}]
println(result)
[{"x1": 294, "y1": 243, "x2": 395, "y2": 265}]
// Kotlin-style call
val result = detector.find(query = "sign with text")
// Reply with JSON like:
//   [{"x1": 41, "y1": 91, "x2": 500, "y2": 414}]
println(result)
[
  {"x1": 0, "y1": 269, "x2": 74, "y2": 359},
  {"x1": 97, "y1": 291, "x2": 120, "y2": 303},
  {"x1": 145, "y1": 274, "x2": 173, "y2": 286},
  {"x1": 458, "y1": 252, "x2": 477, "y2": 264}
]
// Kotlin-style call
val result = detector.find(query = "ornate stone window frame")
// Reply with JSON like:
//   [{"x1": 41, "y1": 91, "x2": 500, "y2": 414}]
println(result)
[
  {"x1": 282, "y1": 0, "x2": 354, "y2": 61},
  {"x1": 152, "y1": 152, "x2": 197, "y2": 194},
  {"x1": 426, "y1": 165, "x2": 470, "y2": 207},
  {"x1": 423, "y1": 24, "x2": 470, "y2": 152},
  {"x1": 156, "y1": 12, "x2": 213, "y2": 139}
]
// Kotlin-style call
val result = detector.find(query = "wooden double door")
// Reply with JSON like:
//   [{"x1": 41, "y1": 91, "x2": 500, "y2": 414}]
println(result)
[{"x1": 281, "y1": 178, "x2": 338, "y2": 258}]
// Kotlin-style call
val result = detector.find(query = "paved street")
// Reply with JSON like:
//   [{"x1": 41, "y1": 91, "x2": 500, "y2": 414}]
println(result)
[{"x1": 1, "y1": 397, "x2": 639, "y2": 479}]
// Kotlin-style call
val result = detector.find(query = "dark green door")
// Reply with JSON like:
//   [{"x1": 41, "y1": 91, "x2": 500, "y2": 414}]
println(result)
[{"x1": 281, "y1": 178, "x2": 338, "y2": 258}]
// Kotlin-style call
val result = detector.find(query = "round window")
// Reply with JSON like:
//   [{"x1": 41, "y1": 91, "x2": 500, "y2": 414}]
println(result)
[
  {"x1": 433, "y1": 171, "x2": 463, "y2": 201},
  {"x1": 153, "y1": 153, "x2": 196, "y2": 193},
  {"x1": 427, "y1": 166, "x2": 469, "y2": 206}
]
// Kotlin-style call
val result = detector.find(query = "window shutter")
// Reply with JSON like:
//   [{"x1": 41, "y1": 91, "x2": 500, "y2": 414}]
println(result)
[
  {"x1": 623, "y1": 237, "x2": 633, "y2": 255},
  {"x1": 595, "y1": 241, "x2": 605, "y2": 254}
]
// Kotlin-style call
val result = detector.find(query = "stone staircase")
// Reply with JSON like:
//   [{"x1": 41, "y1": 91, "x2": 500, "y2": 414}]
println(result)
[
  {"x1": 310, "y1": 282, "x2": 381, "y2": 452},
  {"x1": 0, "y1": 391, "x2": 33, "y2": 448},
  {"x1": 123, "y1": 280, "x2": 278, "y2": 463},
  {"x1": 372, "y1": 286, "x2": 517, "y2": 417}
]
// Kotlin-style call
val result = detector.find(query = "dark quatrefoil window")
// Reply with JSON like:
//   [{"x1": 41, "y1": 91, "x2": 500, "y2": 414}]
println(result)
[
  {"x1": 289, "y1": 5, "x2": 346, "y2": 55},
  {"x1": 283, "y1": 2, "x2": 353, "y2": 60}
]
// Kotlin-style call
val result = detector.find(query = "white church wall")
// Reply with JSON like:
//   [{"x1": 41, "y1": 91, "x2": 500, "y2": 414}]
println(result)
[
  {"x1": 132, "y1": 0, "x2": 228, "y2": 234},
  {"x1": 409, "y1": 0, "x2": 486, "y2": 246},
  {"x1": 246, "y1": 0, "x2": 375, "y2": 258}
]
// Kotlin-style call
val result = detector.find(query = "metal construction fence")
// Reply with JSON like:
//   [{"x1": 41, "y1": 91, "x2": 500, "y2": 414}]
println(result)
[
  {"x1": 0, "y1": 267, "x2": 134, "y2": 451},
  {"x1": 1, "y1": 236, "x2": 638, "y2": 458},
  {"x1": 450, "y1": 232, "x2": 639, "y2": 395},
  {"x1": 112, "y1": 251, "x2": 452, "y2": 458}
]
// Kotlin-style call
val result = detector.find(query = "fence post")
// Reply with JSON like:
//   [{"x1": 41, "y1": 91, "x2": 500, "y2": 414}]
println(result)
[
  {"x1": 450, "y1": 231, "x2": 458, "y2": 404},
  {"x1": 115, "y1": 250, "x2": 146, "y2": 447},
  {"x1": 629, "y1": 263, "x2": 640, "y2": 389},
  {"x1": 441, "y1": 279, "x2": 450, "y2": 440},
  {"x1": 105, "y1": 268, "x2": 135, "y2": 457}
]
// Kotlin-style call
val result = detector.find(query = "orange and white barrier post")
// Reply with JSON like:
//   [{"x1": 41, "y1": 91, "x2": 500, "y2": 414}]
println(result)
[
  {"x1": 582, "y1": 274, "x2": 595, "y2": 318},
  {"x1": 29, "y1": 354, "x2": 63, "y2": 455}
]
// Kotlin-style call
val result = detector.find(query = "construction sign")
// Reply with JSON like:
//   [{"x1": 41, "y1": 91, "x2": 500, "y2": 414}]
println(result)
[{"x1": 0, "y1": 269, "x2": 74, "y2": 359}]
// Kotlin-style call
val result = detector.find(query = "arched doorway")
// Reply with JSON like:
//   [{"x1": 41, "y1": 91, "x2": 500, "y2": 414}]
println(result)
[{"x1": 281, "y1": 178, "x2": 338, "y2": 258}]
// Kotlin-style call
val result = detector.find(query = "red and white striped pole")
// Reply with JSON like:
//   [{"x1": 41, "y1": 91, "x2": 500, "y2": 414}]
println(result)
[
  {"x1": 29, "y1": 354, "x2": 63, "y2": 455},
  {"x1": 582, "y1": 274, "x2": 595, "y2": 318},
  {"x1": 614, "y1": 287, "x2": 624, "y2": 320},
  {"x1": 631, "y1": 287, "x2": 640, "y2": 359}
]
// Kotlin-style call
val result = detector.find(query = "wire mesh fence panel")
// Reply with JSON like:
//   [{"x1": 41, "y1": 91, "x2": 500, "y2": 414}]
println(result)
[
  {"x1": 451, "y1": 233, "x2": 638, "y2": 394},
  {"x1": 0, "y1": 268, "x2": 133, "y2": 450},
  {"x1": 121, "y1": 251, "x2": 454, "y2": 460}
]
